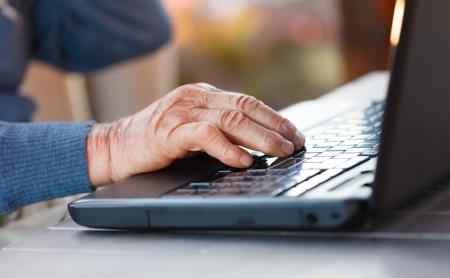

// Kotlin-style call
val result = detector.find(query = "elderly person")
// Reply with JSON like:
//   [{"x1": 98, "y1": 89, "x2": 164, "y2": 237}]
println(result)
[{"x1": 0, "y1": 0, "x2": 304, "y2": 216}]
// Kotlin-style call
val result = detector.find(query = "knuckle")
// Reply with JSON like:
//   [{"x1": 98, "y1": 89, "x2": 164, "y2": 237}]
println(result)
[
  {"x1": 166, "y1": 85, "x2": 203, "y2": 108},
  {"x1": 235, "y1": 94, "x2": 259, "y2": 111},
  {"x1": 277, "y1": 117, "x2": 293, "y2": 134},
  {"x1": 197, "y1": 123, "x2": 218, "y2": 140},
  {"x1": 168, "y1": 86, "x2": 185, "y2": 99},
  {"x1": 182, "y1": 84, "x2": 200, "y2": 94},
  {"x1": 172, "y1": 84, "x2": 199, "y2": 99},
  {"x1": 220, "y1": 110, "x2": 246, "y2": 131}
]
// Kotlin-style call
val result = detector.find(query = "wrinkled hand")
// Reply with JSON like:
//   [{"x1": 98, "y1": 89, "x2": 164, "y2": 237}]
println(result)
[{"x1": 87, "y1": 83, "x2": 305, "y2": 187}]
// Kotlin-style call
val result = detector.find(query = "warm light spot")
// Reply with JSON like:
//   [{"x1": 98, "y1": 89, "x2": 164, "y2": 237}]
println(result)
[{"x1": 390, "y1": 0, "x2": 405, "y2": 46}]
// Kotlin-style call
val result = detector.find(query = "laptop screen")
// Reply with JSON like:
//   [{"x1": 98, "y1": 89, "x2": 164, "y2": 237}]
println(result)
[{"x1": 373, "y1": 0, "x2": 450, "y2": 214}]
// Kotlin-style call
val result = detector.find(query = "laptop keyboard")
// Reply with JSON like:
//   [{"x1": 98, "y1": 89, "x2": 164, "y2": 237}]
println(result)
[{"x1": 163, "y1": 101, "x2": 384, "y2": 198}]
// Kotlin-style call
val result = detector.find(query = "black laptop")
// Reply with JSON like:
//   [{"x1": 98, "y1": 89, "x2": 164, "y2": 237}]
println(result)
[{"x1": 69, "y1": 0, "x2": 450, "y2": 230}]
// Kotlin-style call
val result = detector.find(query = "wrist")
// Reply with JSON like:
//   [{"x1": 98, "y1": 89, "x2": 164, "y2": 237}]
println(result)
[{"x1": 86, "y1": 123, "x2": 113, "y2": 187}]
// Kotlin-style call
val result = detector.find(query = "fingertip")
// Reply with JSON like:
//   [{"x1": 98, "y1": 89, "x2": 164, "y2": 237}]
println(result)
[
  {"x1": 239, "y1": 154, "x2": 254, "y2": 168},
  {"x1": 281, "y1": 140, "x2": 295, "y2": 155},
  {"x1": 225, "y1": 148, "x2": 253, "y2": 168},
  {"x1": 293, "y1": 130, "x2": 306, "y2": 150},
  {"x1": 281, "y1": 120, "x2": 295, "y2": 135},
  {"x1": 280, "y1": 120, "x2": 304, "y2": 150}
]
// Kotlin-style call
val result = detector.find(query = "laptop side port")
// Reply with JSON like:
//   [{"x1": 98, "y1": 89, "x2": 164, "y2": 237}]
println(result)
[{"x1": 302, "y1": 206, "x2": 357, "y2": 229}]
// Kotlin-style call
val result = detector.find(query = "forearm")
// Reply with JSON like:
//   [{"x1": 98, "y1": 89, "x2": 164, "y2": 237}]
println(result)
[{"x1": 0, "y1": 121, "x2": 95, "y2": 215}]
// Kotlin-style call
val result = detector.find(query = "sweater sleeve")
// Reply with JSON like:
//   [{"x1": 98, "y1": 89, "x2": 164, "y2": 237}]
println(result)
[{"x1": 0, "y1": 121, "x2": 95, "y2": 215}]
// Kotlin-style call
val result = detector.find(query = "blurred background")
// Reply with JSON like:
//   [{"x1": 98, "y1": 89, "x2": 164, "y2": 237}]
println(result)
[
  {"x1": 5, "y1": 0, "x2": 399, "y2": 244},
  {"x1": 22, "y1": 0, "x2": 396, "y2": 123}
]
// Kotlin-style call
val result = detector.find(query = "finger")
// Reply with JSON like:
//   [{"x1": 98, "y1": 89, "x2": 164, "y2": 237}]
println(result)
[
  {"x1": 171, "y1": 122, "x2": 253, "y2": 168},
  {"x1": 196, "y1": 82, "x2": 222, "y2": 92},
  {"x1": 197, "y1": 89, "x2": 305, "y2": 149},
  {"x1": 194, "y1": 109, "x2": 294, "y2": 157}
]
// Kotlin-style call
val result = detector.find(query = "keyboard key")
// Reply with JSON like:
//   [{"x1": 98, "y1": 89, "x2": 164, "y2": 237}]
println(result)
[
  {"x1": 316, "y1": 141, "x2": 340, "y2": 147},
  {"x1": 319, "y1": 159, "x2": 349, "y2": 169},
  {"x1": 335, "y1": 156, "x2": 370, "y2": 169},
  {"x1": 217, "y1": 169, "x2": 232, "y2": 174},
  {"x1": 231, "y1": 181, "x2": 259, "y2": 187},
  {"x1": 258, "y1": 175, "x2": 289, "y2": 184},
  {"x1": 365, "y1": 134, "x2": 378, "y2": 140},
  {"x1": 265, "y1": 169, "x2": 320, "y2": 196},
  {"x1": 303, "y1": 152, "x2": 318, "y2": 158},
  {"x1": 211, "y1": 181, "x2": 232, "y2": 187},
  {"x1": 197, "y1": 188, "x2": 218, "y2": 193},
  {"x1": 361, "y1": 149, "x2": 379, "y2": 157},
  {"x1": 347, "y1": 127, "x2": 366, "y2": 132},
  {"x1": 299, "y1": 159, "x2": 348, "y2": 170},
  {"x1": 284, "y1": 171, "x2": 339, "y2": 197},
  {"x1": 218, "y1": 186, "x2": 250, "y2": 191},
  {"x1": 268, "y1": 159, "x2": 305, "y2": 172},
  {"x1": 329, "y1": 145, "x2": 353, "y2": 151},
  {"x1": 311, "y1": 134, "x2": 338, "y2": 140},
  {"x1": 219, "y1": 176, "x2": 262, "y2": 183},
  {"x1": 368, "y1": 115, "x2": 379, "y2": 122},
  {"x1": 345, "y1": 147, "x2": 370, "y2": 153},
  {"x1": 175, "y1": 188, "x2": 196, "y2": 193},
  {"x1": 356, "y1": 143, "x2": 377, "y2": 148},
  {"x1": 305, "y1": 139, "x2": 326, "y2": 146},
  {"x1": 325, "y1": 128, "x2": 348, "y2": 134},
  {"x1": 221, "y1": 172, "x2": 250, "y2": 179},
  {"x1": 299, "y1": 163, "x2": 324, "y2": 170},
  {"x1": 294, "y1": 169, "x2": 322, "y2": 180},
  {"x1": 351, "y1": 134, "x2": 373, "y2": 140},
  {"x1": 337, "y1": 131, "x2": 361, "y2": 136},
  {"x1": 305, "y1": 147, "x2": 330, "y2": 153},
  {"x1": 339, "y1": 140, "x2": 365, "y2": 146},
  {"x1": 336, "y1": 124, "x2": 354, "y2": 129},
  {"x1": 321, "y1": 168, "x2": 344, "y2": 178},
  {"x1": 305, "y1": 156, "x2": 331, "y2": 163},
  {"x1": 363, "y1": 127, "x2": 378, "y2": 134},
  {"x1": 333, "y1": 153, "x2": 359, "y2": 159},
  {"x1": 347, "y1": 119, "x2": 364, "y2": 125},
  {"x1": 189, "y1": 182, "x2": 210, "y2": 186},
  {"x1": 246, "y1": 168, "x2": 267, "y2": 173},
  {"x1": 325, "y1": 136, "x2": 352, "y2": 142},
  {"x1": 317, "y1": 151, "x2": 343, "y2": 157}
]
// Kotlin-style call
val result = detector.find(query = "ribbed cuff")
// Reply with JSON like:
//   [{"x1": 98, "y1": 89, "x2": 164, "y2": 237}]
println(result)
[{"x1": 0, "y1": 121, "x2": 96, "y2": 215}]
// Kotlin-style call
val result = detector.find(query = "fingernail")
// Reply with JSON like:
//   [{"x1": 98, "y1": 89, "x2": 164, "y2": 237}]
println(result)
[
  {"x1": 240, "y1": 155, "x2": 253, "y2": 167},
  {"x1": 281, "y1": 140, "x2": 294, "y2": 155},
  {"x1": 293, "y1": 131, "x2": 305, "y2": 149}
]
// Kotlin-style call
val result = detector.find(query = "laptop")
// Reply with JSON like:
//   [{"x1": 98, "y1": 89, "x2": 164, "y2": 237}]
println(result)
[{"x1": 69, "y1": 0, "x2": 450, "y2": 230}]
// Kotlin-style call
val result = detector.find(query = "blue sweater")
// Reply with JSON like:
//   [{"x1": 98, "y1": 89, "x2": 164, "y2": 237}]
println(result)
[{"x1": 0, "y1": 0, "x2": 171, "y2": 215}]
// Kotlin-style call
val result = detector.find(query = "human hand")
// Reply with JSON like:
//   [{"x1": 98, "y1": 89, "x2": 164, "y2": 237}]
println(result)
[{"x1": 86, "y1": 83, "x2": 305, "y2": 187}]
